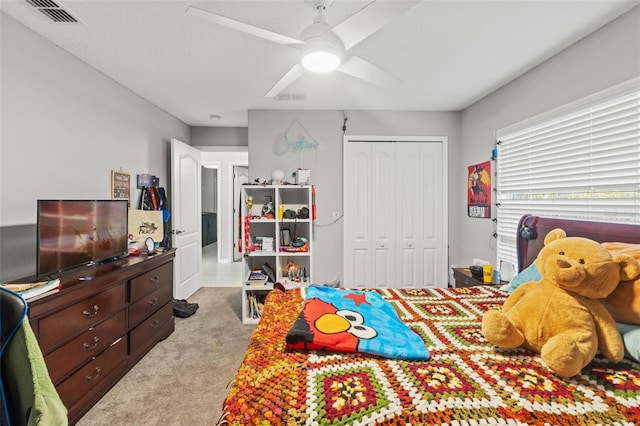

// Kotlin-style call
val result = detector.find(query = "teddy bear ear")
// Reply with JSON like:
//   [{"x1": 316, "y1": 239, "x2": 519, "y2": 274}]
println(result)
[
  {"x1": 544, "y1": 228, "x2": 567, "y2": 245},
  {"x1": 613, "y1": 254, "x2": 640, "y2": 281}
]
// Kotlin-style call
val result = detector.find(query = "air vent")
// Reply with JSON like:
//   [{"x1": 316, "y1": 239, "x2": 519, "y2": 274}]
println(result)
[
  {"x1": 275, "y1": 92, "x2": 307, "y2": 101},
  {"x1": 25, "y1": 0, "x2": 78, "y2": 23}
]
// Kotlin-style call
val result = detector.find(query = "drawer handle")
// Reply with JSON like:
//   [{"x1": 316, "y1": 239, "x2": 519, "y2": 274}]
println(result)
[
  {"x1": 85, "y1": 367, "x2": 101, "y2": 381},
  {"x1": 148, "y1": 297, "x2": 158, "y2": 306},
  {"x1": 82, "y1": 336, "x2": 100, "y2": 350},
  {"x1": 82, "y1": 305, "x2": 100, "y2": 318},
  {"x1": 149, "y1": 319, "x2": 160, "y2": 329},
  {"x1": 150, "y1": 276, "x2": 160, "y2": 283}
]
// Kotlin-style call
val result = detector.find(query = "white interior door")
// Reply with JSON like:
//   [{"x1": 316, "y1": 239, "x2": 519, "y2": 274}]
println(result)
[
  {"x1": 371, "y1": 143, "x2": 396, "y2": 287},
  {"x1": 344, "y1": 136, "x2": 448, "y2": 288},
  {"x1": 233, "y1": 166, "x2": 248, "y2": 261},
  {"x1": 344, "y1": 142, "x2": 372, "y2": 287},
  {"x1": 396, "y1": 142, "x2": 445, "y2": 287},
  {"x1": 170, "y1": 138, "x2": 202, "y2": 300}
]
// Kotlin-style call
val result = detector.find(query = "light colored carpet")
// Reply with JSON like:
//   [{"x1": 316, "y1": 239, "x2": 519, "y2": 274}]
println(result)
[{"x1": 76, "y1": 287, "x2": 255, "y2": 425}]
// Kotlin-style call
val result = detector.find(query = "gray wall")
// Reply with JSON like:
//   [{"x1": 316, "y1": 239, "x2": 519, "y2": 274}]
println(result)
[
  {"x1": 202, "y1": 168, "x2": 217, "y2": 213},
  {"x1": 248, "y1": 110, "x2": 461, "y2": 285},
  {"x1": 457, "y1": 5, "x2": 640, "y2": 269},
  {"x1": 0, "y1": 14, "x2": 190, "y2": 281},
  {"x1": 191, "y1": 127, "x2": 248, "y2": 147}
]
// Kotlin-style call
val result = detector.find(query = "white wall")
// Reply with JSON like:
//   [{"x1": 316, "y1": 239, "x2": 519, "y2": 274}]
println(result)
[
  {"x1": 0, "y1": 14, "x2": 190, "y2": 280},
  {"x1": 457, "y1": 5, "x2": 640, "y2": 269},
  {"x1": 248, "y1": 110, "x2": 460, "y2": 285}
]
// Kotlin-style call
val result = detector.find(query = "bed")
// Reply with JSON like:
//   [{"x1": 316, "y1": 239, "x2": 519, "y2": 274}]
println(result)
[{"x1": 221, "y1": 215, "x2": 640, "y2": 425}]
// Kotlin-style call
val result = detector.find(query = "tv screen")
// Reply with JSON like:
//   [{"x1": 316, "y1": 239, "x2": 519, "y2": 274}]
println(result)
[{"x1": 37, "y1": 200, "x2": 129, "y2": 277}]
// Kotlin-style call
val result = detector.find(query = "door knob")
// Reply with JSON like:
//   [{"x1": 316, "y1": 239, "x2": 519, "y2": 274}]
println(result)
[{"x1": 171, "y1": 229, "x2": 185, "y2": 235}]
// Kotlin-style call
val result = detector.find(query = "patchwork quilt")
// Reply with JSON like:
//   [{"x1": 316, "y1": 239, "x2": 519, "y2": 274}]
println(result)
[{"x1": 221, "y1": 286, "x2": 640, "y2": 425}]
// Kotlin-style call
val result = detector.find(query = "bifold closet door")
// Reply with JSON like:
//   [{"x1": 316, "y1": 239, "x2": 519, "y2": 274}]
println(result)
[
  {"x1": 344, "y1": 142, "x2": 396, "y2": 287},
  {"x1": 395, "y1": 142, "x2": 444, "y2": 287},
  {"x1": 344, "y1": 140, "x2": 445, "y2": 288}
]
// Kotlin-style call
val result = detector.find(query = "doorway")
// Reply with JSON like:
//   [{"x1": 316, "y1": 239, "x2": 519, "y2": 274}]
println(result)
[{"x1": 199, "y1": 149, "x2": 248, "y2": 287}]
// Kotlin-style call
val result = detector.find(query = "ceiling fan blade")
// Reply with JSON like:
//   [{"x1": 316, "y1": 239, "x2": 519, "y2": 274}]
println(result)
[
  {"x1": 264, "y1": 64, "x2": 306, "y2": 98},
  {"x1": 338, "y1": 56, "x2": 402, "y2": 89},
  {"x1": 186, "y1": 6, "x2": 305, "y2": 47},
  {"x1": 332, "y1": 0, "x2": 422, "y2": 51}
]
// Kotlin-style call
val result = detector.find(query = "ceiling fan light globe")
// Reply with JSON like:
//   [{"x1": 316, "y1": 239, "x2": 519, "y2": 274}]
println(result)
[{"x1": 302, "y1": 50, "x2": 340, "y2": 73}]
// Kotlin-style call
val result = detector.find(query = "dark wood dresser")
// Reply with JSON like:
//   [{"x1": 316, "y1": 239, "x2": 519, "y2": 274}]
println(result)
[{"x1": 24, "y1": 249, "x2": 175, "y2": 424}]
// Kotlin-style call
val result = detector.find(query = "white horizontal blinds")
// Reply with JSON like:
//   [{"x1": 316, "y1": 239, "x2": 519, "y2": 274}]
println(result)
[{"x1": 496, "y1": 78, "x2": 640, "y2": 269}]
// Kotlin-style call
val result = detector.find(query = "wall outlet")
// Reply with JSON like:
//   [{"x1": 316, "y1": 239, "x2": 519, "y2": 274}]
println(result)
[{"x1": 332, "y1": 212, "x2": 340, "y2": 220}]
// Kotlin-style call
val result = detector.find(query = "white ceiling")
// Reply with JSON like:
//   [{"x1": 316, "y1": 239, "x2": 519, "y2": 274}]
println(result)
[{"x1": 2, "y1": 0, "x2": 638, "y2": 127}]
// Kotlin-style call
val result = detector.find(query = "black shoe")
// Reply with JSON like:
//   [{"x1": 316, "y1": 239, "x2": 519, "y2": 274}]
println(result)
[{"x1": 173, "y1": 298, "x2": 199, "y2": 318}]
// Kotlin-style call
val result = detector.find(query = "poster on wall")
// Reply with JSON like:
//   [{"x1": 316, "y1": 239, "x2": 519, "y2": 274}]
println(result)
[{"x1": 467, "y1": 161, "x2": 491, "y2": 218}]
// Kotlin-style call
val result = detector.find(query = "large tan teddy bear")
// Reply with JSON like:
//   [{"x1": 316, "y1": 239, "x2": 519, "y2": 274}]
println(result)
[{"x1": 482, "y1": 228, "x2": 640, "y2": 378}]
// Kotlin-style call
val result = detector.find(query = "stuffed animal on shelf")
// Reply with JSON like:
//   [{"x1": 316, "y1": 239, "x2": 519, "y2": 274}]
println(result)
[{"x1": 482, "y1": 228, "x2": 640, "y2": 378}]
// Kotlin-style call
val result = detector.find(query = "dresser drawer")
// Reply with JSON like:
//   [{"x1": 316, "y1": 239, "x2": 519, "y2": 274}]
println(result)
[
  {"x1": 56, "y1": 336, "x2": 127, "y2": 409},
  {"x1": 129, "y1": 282, "x2": 173, "y2": 328},
  {"x1": 39, "y1": 283, "x2": 126, "y2": 352},
  {"x1": 130, "y1": 262, "x2": 173, "y2": 303},
  {"x1": 45, "y1": 309, "x2": 126, "y2": 384},
  {"x1": 130, "y1": 301, "x2": 173, "y2": 355}
]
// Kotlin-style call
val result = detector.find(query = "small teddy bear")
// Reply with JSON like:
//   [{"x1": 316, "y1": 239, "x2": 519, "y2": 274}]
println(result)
[{"x1": 482, "y1": 228, "x2": 640, "y2": 377}]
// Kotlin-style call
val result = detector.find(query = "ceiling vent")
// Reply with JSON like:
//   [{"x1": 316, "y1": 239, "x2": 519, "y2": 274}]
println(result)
[
  {"x1": 25, "y1": 0, "x2": 78, "y2": 23},
  {"x1": 274, "y1": 92, "x2": 307, "y2": 102}
]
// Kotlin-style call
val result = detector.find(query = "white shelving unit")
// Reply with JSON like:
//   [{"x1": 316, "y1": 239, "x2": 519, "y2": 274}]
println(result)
[{"x1": 241, "y1": 184, "x2": 313, "y2": 324}]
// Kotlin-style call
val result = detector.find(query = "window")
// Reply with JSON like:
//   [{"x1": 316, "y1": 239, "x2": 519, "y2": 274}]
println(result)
[{"x1": 495, "y1": 78, "x2": 640, "y2": 268}]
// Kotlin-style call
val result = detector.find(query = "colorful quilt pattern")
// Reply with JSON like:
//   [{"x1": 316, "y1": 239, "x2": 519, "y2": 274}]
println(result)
[{"x1": 221, "y1": 286, "x2": 640, "y2": 425}]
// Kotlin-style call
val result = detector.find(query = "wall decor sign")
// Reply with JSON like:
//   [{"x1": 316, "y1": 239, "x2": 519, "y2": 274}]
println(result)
[
  {"x1": 136, "y1": 173, "x2": 159, "y2": 189},
  {"x1": 111, "y1": 170, "x2": 131, "y2": 200},
  {"x1": 274, "y1": 118, "x2": 319, "y2": 156},
  {"x1": 467, "y1": 160, "x2": 491, "y2": 218}
]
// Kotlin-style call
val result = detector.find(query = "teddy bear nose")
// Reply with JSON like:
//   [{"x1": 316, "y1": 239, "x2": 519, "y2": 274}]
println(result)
[{"x1": 557, "y1": 259, "x2": 572, "y2": 269}]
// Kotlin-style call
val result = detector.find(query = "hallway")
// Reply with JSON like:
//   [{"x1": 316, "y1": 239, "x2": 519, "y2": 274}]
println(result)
[{"x1": 201, "y1": 242, "x2": 243, "y2": 287}]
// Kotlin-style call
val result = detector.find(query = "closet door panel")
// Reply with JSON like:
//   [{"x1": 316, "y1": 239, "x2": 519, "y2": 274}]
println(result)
[
  {"x1": 396, "y1": 143, "x2": 422, "y2": 287},
  {"x1": 344, "y1": 143, "x2": 372, "y2": 287},
  {"x1": 352, "y1": 248, "x2": 370, "y2": 288},
  {"x1": 418, "y1": 142, "x2": 445, "y2": 285},
  {"x1": 371, "y1": 143, "x2": 395, "y2": 287},
  {"x1": 396, "y1": 142, "x2": 445, "y2": 287},
  {"x1": 421, "y1": 247, "x2": 437, "y2": 287}
]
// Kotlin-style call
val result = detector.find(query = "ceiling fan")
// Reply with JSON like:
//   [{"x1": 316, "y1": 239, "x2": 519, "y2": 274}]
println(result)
[{"x1": 186, "y1": 0, "x2": 421, "y2": 98}]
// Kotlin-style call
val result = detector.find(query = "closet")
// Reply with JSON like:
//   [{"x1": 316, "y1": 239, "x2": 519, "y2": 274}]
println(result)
[{"x1": 343, "y1": 137, "x2": 448, "y2": 288}]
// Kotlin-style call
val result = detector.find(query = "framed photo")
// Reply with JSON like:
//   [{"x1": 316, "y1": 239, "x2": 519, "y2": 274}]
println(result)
[{"x1": 112, "y1": 170, "x2": 131, "y2": 200}]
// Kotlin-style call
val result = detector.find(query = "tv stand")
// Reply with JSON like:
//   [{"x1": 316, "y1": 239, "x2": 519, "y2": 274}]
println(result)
[{"x1": 24, "y1": 249, "x2": 176, "y2": 424}]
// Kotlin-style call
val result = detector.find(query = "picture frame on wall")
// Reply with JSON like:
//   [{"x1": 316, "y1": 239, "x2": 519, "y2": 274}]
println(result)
[{"x1": 111, "y1": 170, "x2": 131, "y2": 200}]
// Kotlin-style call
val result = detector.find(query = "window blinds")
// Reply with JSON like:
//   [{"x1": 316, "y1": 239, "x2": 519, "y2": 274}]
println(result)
[{"x1": 495, "y1": 78, "x2": 640, "y2": 268}]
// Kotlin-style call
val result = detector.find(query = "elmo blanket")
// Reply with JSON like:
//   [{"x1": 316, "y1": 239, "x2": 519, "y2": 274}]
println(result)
[{"x1": 285, "y1": 285, "x2": 429, "y2": 360}]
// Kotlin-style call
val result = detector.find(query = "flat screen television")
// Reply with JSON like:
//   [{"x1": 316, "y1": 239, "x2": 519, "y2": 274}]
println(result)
[{"x1": 37, "y1": 199, "x2": 129, "y2": 277}]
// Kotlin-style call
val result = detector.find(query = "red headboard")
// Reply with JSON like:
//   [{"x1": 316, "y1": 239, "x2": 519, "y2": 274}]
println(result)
[{"x1": 516, "y1": 215, "x2": 640, "y2": 272}]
